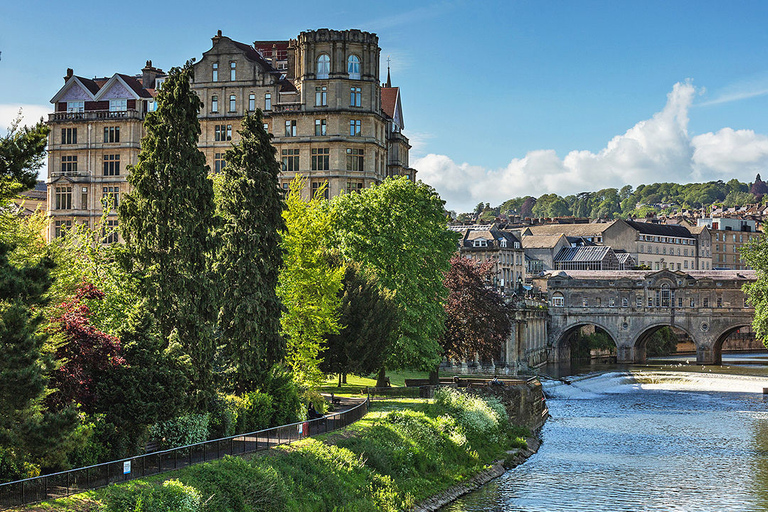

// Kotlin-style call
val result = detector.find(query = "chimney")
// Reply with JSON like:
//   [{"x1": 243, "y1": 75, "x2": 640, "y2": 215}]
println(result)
[
  {"x1": 141, "y1": 60, "x2": 163, "y2": 89},
  {"x1": 212, "y1": 29, "x2": 223, "y2": 44},
  {"x1": 64, "y1": 68, "x2": 73, "y2": 83}
]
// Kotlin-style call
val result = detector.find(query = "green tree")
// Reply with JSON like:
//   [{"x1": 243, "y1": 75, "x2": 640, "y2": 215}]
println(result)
[
  {"x1": 278, "y1": 177, "x2": 343, "y2": 387},
  {"x1": 215, "y1": 111, "x2": 285, "y2": 392},
  {"x1": 320, "y1": 262, "x2": 399, "y2": 386},
  {"x1": 0, "y1": 242, "x2": 79, "y2": 481},
  {"x1": 0, "y1": 113, "x2": 49, "y2": 203},
  {"x1": 742, "y1": 238, "x2": 768, "y2": 346},
  {"x1": 119, "y1": 63, "x2": 217, "y2": 407},
  {"x1": 332, "y1": 177, "x2": 458, "y2": 375}
]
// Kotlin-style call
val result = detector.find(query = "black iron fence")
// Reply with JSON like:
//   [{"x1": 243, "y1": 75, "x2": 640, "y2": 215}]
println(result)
[{"x1": 0, "y1": 398, "x2": 369, "y2": 510}]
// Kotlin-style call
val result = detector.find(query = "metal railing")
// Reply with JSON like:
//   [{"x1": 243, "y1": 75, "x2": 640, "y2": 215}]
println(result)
[
  {"x1": 0, "y1": 398, "x2": 368, "y2": 510},
  {"x1": 48, "y1": 110, "x2": 144, "y2": 122}
]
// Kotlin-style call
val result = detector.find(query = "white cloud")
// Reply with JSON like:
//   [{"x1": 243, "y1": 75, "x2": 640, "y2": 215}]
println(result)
[{"x1": 415, "y1": 81, "x2": 768, "y2": 213}]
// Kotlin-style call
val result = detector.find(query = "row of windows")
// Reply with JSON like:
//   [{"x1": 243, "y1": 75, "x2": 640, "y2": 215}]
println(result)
[
  {"x1": 54, "y1": 186, "x2": 119, "y2": 210},
  {"x1": 639, "y1": 244, "x2": 692, "y2": 256},
  {"x1": 283, "y1": 118, "x2": 365, "y2": 137},
  {"x1": 638, "y1": 260, "x2": 698, "y2": 270},
  {"x1": 280, "y1": 147, "x2": 366, "y2": 172},
  {"x1": 715, "y1": 232, "x2": 756, "y2": 242},
  {"x1": 58, "y1": 155, "x2": 122, "y2": 176},
  {"x1": 211, "y1": 61, "x2": 237, "y2": 82},
  {"x1": 210, "y1": 86, "x2": 363, "y2": 114},
  {"x1": 316, "y1": 54, "x2": 361, "y2": 80},
  {"x1": 66, "y1": 100, "x2": 127, "y2": 113},
  {"x1": 638, "y1": 235, "x2": 694, "y2": 245}
]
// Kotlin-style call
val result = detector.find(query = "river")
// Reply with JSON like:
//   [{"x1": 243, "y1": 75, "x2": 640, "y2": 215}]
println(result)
[{"x1": 441, "y1": 355, "x2": 768, "y2": 511}]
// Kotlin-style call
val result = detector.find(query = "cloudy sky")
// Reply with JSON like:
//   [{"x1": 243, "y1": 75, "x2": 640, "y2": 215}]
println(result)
[{"x1": 2, "y1": 0, "x2": 768, "y2": 213}]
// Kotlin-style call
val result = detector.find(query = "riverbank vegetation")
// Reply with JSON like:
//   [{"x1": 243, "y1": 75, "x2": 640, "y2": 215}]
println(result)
[{"x1": 24, "y1": 389, "x2": 530, "y2": 512}]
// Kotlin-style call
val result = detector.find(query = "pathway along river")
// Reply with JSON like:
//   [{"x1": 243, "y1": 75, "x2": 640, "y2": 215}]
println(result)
[{"x1": 442, "y1": 356, "x2": 768, "y2": 512}]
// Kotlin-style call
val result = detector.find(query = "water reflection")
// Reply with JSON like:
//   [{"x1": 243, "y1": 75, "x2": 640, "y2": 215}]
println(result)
[{"x1": 442, "y1": 370, "x2": 768, "y2": 512}]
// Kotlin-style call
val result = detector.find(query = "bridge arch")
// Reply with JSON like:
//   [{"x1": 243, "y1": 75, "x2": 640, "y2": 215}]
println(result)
[
  {"x1": 709, "y1": 323, "x2": 755, "y2": 365},
  {"x1": 551, "y1": 321, "x2": 620, "y2": 363},
  {"x1": 632, "y1": 322, "x2": 695, "y2": 364}
]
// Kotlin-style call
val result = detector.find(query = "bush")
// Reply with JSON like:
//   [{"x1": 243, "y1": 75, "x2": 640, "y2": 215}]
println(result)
[
  {"x1": 0, "y1": 447, "x2": 39, "y2": 483},
  {"x1": 208, "y1": 394, "x2": 238, "y2": 439},
  {"x1": 101, "y1": 479, "x2": 201, "y2": 512},
  {"x1": 149, "y1": 414, "x2": 209, "y2": 450},
  {"x1": 261, "y1": 365, "x2": 302, "y2": 426},
  {"x1": 433, "y1": 387, "x2": 504, "y2": 439},
  {"x1": 233, "y1": 391, "x2": 274, "y2": 434}
]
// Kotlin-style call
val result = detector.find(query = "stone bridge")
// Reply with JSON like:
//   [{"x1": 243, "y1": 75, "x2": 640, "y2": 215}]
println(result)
[{"x1": 540, "y1": 269, "x2": 757, "y2": 364}]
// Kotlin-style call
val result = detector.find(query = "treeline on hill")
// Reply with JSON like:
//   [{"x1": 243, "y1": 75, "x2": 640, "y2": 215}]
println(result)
[
  {"x1": 1, "y1": 64, "x2": 511, "y2": 484},
  {"x1": 462, "y1": 176, "x2": 768, "y2": 222}
]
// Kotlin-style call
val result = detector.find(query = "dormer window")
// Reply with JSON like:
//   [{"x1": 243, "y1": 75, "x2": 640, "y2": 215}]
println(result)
[
  {"x1": 500, "y1": 239, "x2": 507, "y2": 248},
  {"x1": 348, "y1": 55, "x2": 360, "y2": 79},
  {"x1": 109, "y1": 99, "x2": 127, "y2": 112},
  {"x1": 317, "y1": 54, "x2": 330, "y2": 79},
  {"x1": 473, "y1": 240, "x2": 488, "y2": 247},
  {"x1": 155, "y1": 77, "x2": 165, "y2": 90},
  {"x1": 514, "y1": 242, "x2": 521, "y2": 249}
]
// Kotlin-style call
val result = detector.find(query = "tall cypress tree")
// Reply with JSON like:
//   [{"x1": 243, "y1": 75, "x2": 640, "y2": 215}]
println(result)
[
  {"x1": 215, "y1": 111, "x2": 285, "y2": 392},
  {"x1": 119, "y1": 63, "x2": 217, "y2": 408}
]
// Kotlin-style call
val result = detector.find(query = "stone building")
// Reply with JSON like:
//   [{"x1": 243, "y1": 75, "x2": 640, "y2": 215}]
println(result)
[
  {"x1": 697, "y1": 217, "x2": 762, "y2": 270},
  {"x1": 45, "y1": 29, "x2": 414, "y2": 240},
  {"x1": 451, "y1": 225, "x2": 525, "y2": 294}
]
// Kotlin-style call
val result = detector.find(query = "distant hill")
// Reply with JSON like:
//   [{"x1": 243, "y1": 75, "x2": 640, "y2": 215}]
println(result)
[{"x1": 458, "y1": 176, "x2": 767, "y2": 221}]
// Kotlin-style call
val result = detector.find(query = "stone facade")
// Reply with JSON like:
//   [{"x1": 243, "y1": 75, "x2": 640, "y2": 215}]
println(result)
[{"x1": 45, "y1": 29, "x2": 414, "y2": 240}]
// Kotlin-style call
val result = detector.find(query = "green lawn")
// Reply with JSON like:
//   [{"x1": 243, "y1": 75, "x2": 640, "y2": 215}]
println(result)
[{"x1": 318, "y1": 370, "x2": 430, "y2": 394}]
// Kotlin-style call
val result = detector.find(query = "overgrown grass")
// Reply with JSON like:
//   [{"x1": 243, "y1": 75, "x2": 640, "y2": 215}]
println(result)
[{"x1": 23, "y1": 391, "x2": 526, "y2": 512}]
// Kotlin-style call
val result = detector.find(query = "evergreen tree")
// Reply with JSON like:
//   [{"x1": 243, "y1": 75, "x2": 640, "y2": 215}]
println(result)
[
  {"x1": 320, "y1": 263, "x2": 399, "y2": 386},
  {"x1": 119, "y1": 62, "x2": 217, "y2": 407},
  {"x1": 215, "y1": 111, "x2": 286, "y2": 392}
]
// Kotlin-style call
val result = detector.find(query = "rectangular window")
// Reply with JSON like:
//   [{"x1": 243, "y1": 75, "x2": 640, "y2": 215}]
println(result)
[
  {"x1": 212, "y1": 62, "x2": 218, "y2": 82},
  {"x1": 636, "y1": 296, "x2": 643, "y2": 307},
  {"x1": 103, "y1": 154, "x2": 120, "y2": 176},
  {"x1": 55, "y1": 185, "x2": 72, "y2": 209},
  {"x1": 648, "y1": 296, "x2": 653, "y2": 307},
  {"x1": 285, "y1": 120, "x2": 296, "y2": 137},
  {"x1": 350, "y1": 87, "x2": 361, "y2": 107},
  {"x1": 346, "y1": 180, "x2": 363, "y2": 193},
  {"x1": 265, "y1": 93, "x2": 271, "y2": 111},
  {"x1": 350, "y1": 119, "x2": 361, "y2": 136},
  {"x1": 81, "y1": 187, "x2": 88, "y2": 210},
  {"x1": 678, "y1": 297, "x2": 683, "y2": 308},
  {"x1": 315, "y1": 119, "x2": 327, "y2": 136},
  {"x1": 690, "y1": 298, "x2": 695, "y2": 307},
  {"x1": 315, "y1": 86, "x2": 327, "y2": 107},
  {"x1": 214, "y1": 153, "x2": 226, "y2": 173},
  {"x1": 229, "y1": 94, "x2": 236, "y2": 112},
  {"x1": 103, "y1": 219, "x2": 119, "y2": 244},
  {"x1": 54, "y1": 220, "x2": 72, "y2": 238},
  {"x1": 104, "y1": 126, "x2": 120, "y2": 143},
  {"x1": 61, "y1": 128, "x2": 77, "y2": 145},
  {"x1": 102, "y1": 186, "x2": 119, "y2": 208},
  {"x1": 67, "y1": 101, "x2": 84, "y2": 113},
  {"x1": 703, "y1": 297, "x2": 709, "y2": 307},
  {"x1": 248, "y1": 94, "x2": 255, "y2": 111},
  {"x1": 61, "y1": 155, "x2": 77, "y2": 175},
  {"x1": 311, "y1": 148, "x2": 330, "y2": 170},
  {"x1": 717, "y1": 297, "x2": 723, "y2": 308},
  {"x1": 263, "y1": 123, "x2": 269, "y2": 132},
  {"x1": 109, "y1": 99, "x2": 127, "y2": 112},
  {"x1": 311, "y1": 180, "x2": 329, "y2": 200},
  {"x1": 281, "y1": 149, "x2": 300, "y2": 172},
  {"x1": 230, "y1": 61, "x2": 236, "y2": 81},
  {"x1": 211, "y1": 95, "x2": 218, "y2": 112},
  {"x1": 214, "y1": 124, "x2": 232, "y2": 142},
  {"x1": 346, "y1": 148, "x2": 364, "y2": 171}
]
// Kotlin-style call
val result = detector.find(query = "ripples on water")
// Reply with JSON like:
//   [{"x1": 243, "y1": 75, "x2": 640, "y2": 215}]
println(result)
[{"x1": 441, "y1": 371, "x2": 768, "y2": 512}]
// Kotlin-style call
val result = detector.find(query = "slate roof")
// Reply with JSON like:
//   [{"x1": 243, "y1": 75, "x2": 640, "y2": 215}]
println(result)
[
  {"x1": 623, "y1": 219, "x2": 694, "y2": 238},
  {"x1": 542, "y1": 269, "x2": 757, "y2": 281},
  {"x1": 524, "y1": 221, "x2": 615, "y2": 237},
  {"x1": 521, "y1": 234, "x2": 567, "y2": 249}
]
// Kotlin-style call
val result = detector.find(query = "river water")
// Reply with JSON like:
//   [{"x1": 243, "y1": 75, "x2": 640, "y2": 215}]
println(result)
[{"x1": 442, "y1": 359, "x2": 768, "y2": 511}]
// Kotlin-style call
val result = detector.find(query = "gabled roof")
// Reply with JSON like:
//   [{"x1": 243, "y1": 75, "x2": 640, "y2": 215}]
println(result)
[
  {"x1": 521, "y1": 234, "x2": 568, "y2": 249},
  {"x1": 381, "y1": 87, "x2": 403, "y2": 129},
  {"x1": 50, "y1": 75, "x2": 99, "y2": 103},
  {"x1": 94, "y1": 74, "x2": 147, "y2": 100},
  {"x1": 524, "y1": 221, "x2": 616, "y2": 238}
]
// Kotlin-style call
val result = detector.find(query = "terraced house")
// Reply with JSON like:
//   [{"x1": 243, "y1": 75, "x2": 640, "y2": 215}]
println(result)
[{"x1": 45, "y1": 28, "x2": 415, "y2": 241}]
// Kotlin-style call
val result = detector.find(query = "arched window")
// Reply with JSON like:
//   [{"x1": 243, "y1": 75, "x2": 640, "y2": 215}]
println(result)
[
  {"x1": 552, "y1": 293, "x2": 565, "y2": 307},
  {"x1": 347, "y1": 55, "x2": 360, "y2": 79},
  {"x1": 317, "y1": 54, "x2": 330, "y2": 79}
]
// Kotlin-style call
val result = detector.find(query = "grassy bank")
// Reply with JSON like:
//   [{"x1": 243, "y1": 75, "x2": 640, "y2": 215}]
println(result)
[{"x1": 22, "y1": 389, "x2": 529, "y2": 512}]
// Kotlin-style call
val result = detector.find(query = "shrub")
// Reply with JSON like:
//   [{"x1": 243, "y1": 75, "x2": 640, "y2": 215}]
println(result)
[
  {"x1": 208, "y1": 394, "x2": 238, "y2": 439},
  {"x1": 101, "y1": 479, "x2": 200, "y2": 512},
  {"x1": 149, "y1": 414, "x2": 209, "y2": 450},
  {"x1": 0, "y1": 447, "x2": 39, "y2": 483},
  {"x1": 234, "y1": 391, "x2": 274, "y2": 434},
  {"x1": 261, "y1": 365, "x2": 302, "y2": 426},
  {"x1": 433, "y1": 387, "x2": 504, "y2": 440}
]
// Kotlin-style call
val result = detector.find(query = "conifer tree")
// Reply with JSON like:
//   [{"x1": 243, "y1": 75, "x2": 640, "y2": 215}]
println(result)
[
  {"x1": 215, "y1": 111, "x2": 285, "y2": 392},
  {"x1": 119, "y1": 62, "x2": 217, "y2": 407}
]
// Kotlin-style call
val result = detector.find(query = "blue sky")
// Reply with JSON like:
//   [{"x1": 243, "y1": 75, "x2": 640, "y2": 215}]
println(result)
[{"x1": 3, "y1": 0, "x2": 768, "y2": 212}]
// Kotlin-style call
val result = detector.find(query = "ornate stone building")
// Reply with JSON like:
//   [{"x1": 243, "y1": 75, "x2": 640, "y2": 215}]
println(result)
[{"x1": 45, "y1": 29, "x2": 415, "y2": 240}]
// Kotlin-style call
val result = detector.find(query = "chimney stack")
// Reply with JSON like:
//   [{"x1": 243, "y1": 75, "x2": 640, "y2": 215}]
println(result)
[
  {"x1": 64, "y1": 68, "x2": 73, "y2": 83},
  {"x1": 212, "y1": 29, "x2": 223, "y2": 44},
  {"x1": 141, "y1": 60, "x2": 163, "y2": 89}
]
